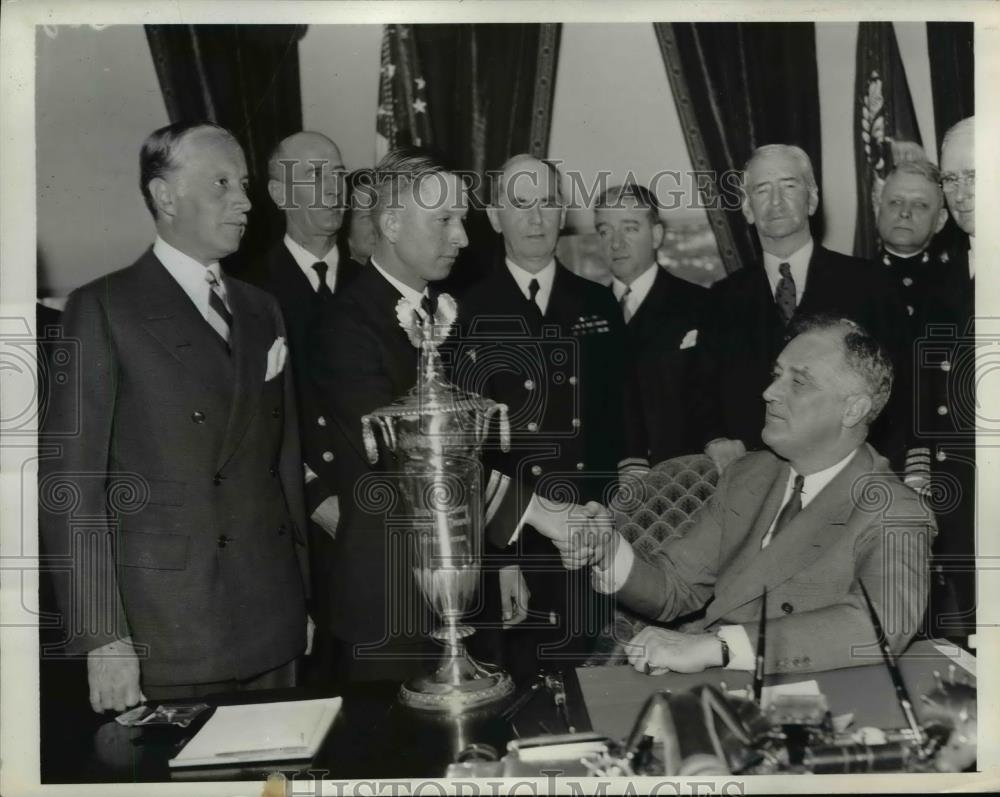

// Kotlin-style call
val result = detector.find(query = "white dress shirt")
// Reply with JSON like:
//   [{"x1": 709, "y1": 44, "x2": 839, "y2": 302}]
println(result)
[
  {"x1": 968, "y1": 236, "x2": 976, "y2": 279},
  {"x1": 612, "y1": 262, "x2": 658, "y2": 321},
  {"x1": 594, "y1": 446, "x2": 860, "y2": 670},
  {"x1": 762, "y1": 238, "x2": 814, "y2": 306},
  {"x1": 505, "y1": 257, "x2": 556, "y2": 315},
  {"x1": 370, "y1": 257, "x2": 426, "y2": 306},
  {"x1": 283, "y1": 233, "x2": 340, "y2": 293},
  {"x1": 153, "y1": 236, "x2": 225, "y2": 322}
]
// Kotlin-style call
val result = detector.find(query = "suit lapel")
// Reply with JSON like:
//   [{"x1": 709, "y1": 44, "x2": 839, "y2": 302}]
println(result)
[
  {"x1": 135, "y1": 252, "x2": 233, "y2": 397},
  {"x1": 216, "y1": 280, "x2": 269, "y2": 469},
  {"x1": 706, "y1": 447, "x2": 868, "y2": 624}
]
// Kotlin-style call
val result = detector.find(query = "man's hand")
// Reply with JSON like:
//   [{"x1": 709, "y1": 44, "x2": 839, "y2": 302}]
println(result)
[
  {"x1": 87, "y1": 637, "x2": 144, "y2": 713},
  {"x1": 705, "y1": 438, "x2": 746, "y2": 474},
  {"x1": 311, "y1": 495, "x2": 341, "y2": 539},
  {"x1": 530, "y1": 499, "x2": 617, "y2": 570},
  {"x1": 499, "y1": 564, "x2": 530, "y2": 628},
  {"x1": 626, "y1": 628, "x2": 724, "y2": 675}
]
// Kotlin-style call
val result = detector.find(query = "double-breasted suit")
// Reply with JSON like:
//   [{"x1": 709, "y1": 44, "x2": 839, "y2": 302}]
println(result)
[
  {"x1": 452, "y1": 259, "x2": 626, "y2": 676},
  {"x1": 616, "y1": 445, "x2": 934, "y2": 673},
  {"x1": 39, "y1": 250, "x2": 308, "y2": 687},
  {"x1": 620, "y1": 268, "x2": 709, "y2": 466},
  {"x1": 307, "y1": 264, "x2": 435, "y2": 680},
  {"x1": 696, "y1": 245, "x2": 911, "y2": 467}
]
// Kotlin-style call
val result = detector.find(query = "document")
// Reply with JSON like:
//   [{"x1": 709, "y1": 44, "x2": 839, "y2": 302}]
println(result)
[{"x1": 169, "y1": 697, "x2": 342, "y2": 768}]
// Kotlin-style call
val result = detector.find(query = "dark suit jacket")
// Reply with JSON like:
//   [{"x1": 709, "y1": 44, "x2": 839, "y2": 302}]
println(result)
[
  {"x1": 696, "y1": 245, "x2": 910, "y2": 464},
  {"x1": 621, "y1": 268, "x2": 709, "y2": 466},
  {"x1": 250, "y1": 241, "x2": 361, "y2": 513},
  {"x1": 39, "y1": 250, "x2": 308, "y2": 686},
  {"x1": 308, "y1": 264, "x2": 433, "y2": 675},
  {"x1": 617, "y1": 445, "x2": 934, "y2": 674},
  {"x1": 454, "y1": 259, "x2": 627, "y2": 554}
]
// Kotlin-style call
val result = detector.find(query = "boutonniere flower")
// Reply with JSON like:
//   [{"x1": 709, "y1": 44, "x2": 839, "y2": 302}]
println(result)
[{"x1": 395, "y1": 293, "x2": 458, "y2": 349}]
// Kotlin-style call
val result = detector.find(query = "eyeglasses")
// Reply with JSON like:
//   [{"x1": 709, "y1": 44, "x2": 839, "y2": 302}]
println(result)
[{"x1": 941, "y1": 170, "x2": 975, "y2": 192}]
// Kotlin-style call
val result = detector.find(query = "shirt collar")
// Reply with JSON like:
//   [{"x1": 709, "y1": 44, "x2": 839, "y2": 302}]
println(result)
[
  {"x1": 505, "y1": 257, "x2": 556, "y2": 313},
  {"x1": 968, "y1": 236, "x2": 976, "y2": 279},
  {"x1": 370, "y1": 257, "x2": 426, "y2": 305},
  {"x1": 882, "y1": 245, "x2": 926, "y2": 260},
  {"x1": 153, "y1": 235, "x2": 218, "y2": 311},
  {"x1": 762, "y1": 238, "x2": 814, "y2": 300},
  {"x1": 791, "y1": 446, "x2": 858, "y2": 509},
  {"x1": 612, "y1": 262, "x2": 658, "y2": 307},
  {"x1": 283, "y1": 233, "x2": 339, "y2": 291}
]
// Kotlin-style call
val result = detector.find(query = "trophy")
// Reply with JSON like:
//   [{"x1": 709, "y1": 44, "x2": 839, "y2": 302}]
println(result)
[{"x1": 361, "y1": 293, "x2": 515, "y2": 713}]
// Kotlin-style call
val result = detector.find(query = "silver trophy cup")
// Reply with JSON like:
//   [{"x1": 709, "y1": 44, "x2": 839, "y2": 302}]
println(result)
[{"x1": 361, "y1": 314, "x2": 515, "y2": 713}]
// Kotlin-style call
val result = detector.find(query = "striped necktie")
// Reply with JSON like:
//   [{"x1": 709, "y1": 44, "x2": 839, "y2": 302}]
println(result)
[
  {"x1": 619, "y1": 285, "x2": 633, "y2": 323},
  {"x1": 205, "y1": 266, "x2": 233, "y2": 348}
]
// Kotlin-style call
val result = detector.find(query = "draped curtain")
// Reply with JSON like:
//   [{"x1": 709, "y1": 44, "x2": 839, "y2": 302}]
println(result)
[
  {"x1": 927, "y1": 22, "x2": 974, "y2": 151},
  {"x1": 145, "y1": 25, "x2": 307, "y2": 274},
  {"x1": 654, "y1": 23, "x2": 822, "y2": 274},
  {"x1": 375, "y1": 23, "x2": 561, "y2": 290}
]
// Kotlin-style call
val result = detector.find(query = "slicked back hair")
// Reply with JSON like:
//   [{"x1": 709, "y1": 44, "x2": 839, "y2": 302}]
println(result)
[
  {"x1": 742, "y1": 143, "x2": 818, "y2": 194},
  {"x1": 370, "y1": 146, "x2": 456, "y2": 235},
  {"x1": 490, "y1": 155, "x2": 565, "y2": 207},
  {"x1": 594, "y1": 182, "x2": 663, "y2": 227},
  {"x1": 787, "y1": 313, "x2": 894, "y2": 424},
  {"x1": 140, "y1": 121, "x2": 235, "y2": 218}
]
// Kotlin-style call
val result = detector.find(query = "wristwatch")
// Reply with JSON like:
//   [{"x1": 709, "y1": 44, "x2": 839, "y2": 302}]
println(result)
[{"x1": 717, "y1": 634, "x2": 731, "y2": 668}]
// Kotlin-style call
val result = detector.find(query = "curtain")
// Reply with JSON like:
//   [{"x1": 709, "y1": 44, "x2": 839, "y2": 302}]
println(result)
[
  {"x1": 654, "y1": 23, "x2": 821, "y2": 274},
  {"x1": 375, "y1": 23, "x2": 561, "y2": 289},
  {"x1": 927, "y1": 22, "x2": 974, "y2": 151},
  {"x1": 145, "y1": 25, "x2": 307, "y2": 273},
  {"x1": 852, "y1": 22, "x2": 923, "y2": 260}
]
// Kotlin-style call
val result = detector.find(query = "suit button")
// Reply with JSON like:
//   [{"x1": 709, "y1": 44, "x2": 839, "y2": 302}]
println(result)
[
  {"x1": 781, "y1": 602, "x2": 794, "y2": 614},
  {"x1": 576, "y1": 462, "x2": 585, "y2": 471},
  {"x1": 531, "y1": 465, "x2": 543, "y2": 476},
  {"x1": 906, "y1": 305, "x2": 915, "y2": 316},
  {"x1": 213, "y1": 473, "x2": 223, "y2": 485},
  {"x1": 940, "y1": 360, "x2": 952, "y2": 372},
  {"x1": 902, "y1": 277, "x2": 913, "y2": 287},
  {"x1": 524, "y1": 379, "x2": 535, "y2": 391},
  {"x1": 272, "y1": 408, "x2": 281, "y2": 418},
  {"x1": 937, "y1": 405, "x2": 949, "y2": 416},
  {"x1": 191, "y1": 411, "x2": 206, "y2": 424},
  {"x1": 571, "y1": 418, "x2": 581, "y2": 428},
  {"x1": 568, "y1": 376, "x2": 578, "y2": 386},
  {"x1": 322, "y1": 451, "x2": 334, "y2": 463},
  {"x1": 527, "y1": 422, "x2": 539, "y2": 432},
  {"x1": 936, "y1": 449, "x2": 948, "y2": 462},
  {"x1": 217, "y1": 535, "x2": 231, "y2": 548},
  {"x1": 317, "y1": 416, "x2": 327, "y2": 427},
  {"x1": 277, "y1": 525, "x2": 286, "y2": 536}
]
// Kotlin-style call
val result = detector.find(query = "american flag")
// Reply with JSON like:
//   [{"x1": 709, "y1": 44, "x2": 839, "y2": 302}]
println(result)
[{"x1": 375, "y1": 24, "x2": 433, "y2": 162}]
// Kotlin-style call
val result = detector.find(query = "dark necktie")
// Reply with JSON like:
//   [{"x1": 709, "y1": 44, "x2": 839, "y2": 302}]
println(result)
[
  {"x1": 204, "y1": 268, "x2": 232, "y2": 349},
  {"x1": 619, "y1": 285, "x2": 633, "y2": 323},
  {"x1": 421, "y1": 288, "x2": 438, "y2": 321},
  {"x1": 527, "y1": 278, "x2": 542, "y2": 318},
  {"x1": 312, "y1": 261, "x2": 334, "y2": 300},
  {"x1": 770, "y1": 473, "x2": 805, "y2": 541},
  {"x1": 774, "y1": 262, "x2": 797, "y2": 324}
]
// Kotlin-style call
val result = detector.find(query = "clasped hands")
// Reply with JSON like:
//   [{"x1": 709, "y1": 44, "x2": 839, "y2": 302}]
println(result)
[{"x1": 526, "y1": 497, "x2": 618, "y2": 570}]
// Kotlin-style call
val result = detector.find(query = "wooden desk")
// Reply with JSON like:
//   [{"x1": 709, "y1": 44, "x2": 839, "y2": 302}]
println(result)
[{"x1": 574, "y1": 639, "x2": 976, "y2": 741}]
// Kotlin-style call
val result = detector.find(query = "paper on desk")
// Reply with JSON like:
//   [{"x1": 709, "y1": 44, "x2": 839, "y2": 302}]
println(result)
[
  {"x1": 169, "y1": 697, "x2": 342, "y2": 768},
  {"x1": 724, "y1": 679, "x2": 820, "y2": 706}
]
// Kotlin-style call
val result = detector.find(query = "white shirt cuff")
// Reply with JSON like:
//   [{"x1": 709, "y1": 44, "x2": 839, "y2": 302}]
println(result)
[
  {"x1": 592, "y1": 533, "x2": 633, "y2": 594},
  {"x1": 509, "y1": 492, "x2": 538, "y2": 546},
  {"x1": 717, "y1": 624, "x2": 754, "y2": 671}
]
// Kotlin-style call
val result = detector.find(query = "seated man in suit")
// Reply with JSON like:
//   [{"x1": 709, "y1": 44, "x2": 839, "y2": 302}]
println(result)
[
  {"x1": 530, "y1": 315, "x2": 934, "y2": 675},
  {"x1": 40, "y1": 121, "x2": 309, "y2": 709},
  {"x1": 594, "y1": 181, "x2": 708, "y2": 468},
  {"x1": 308, "y1": 147, "x2": 472, "y2": 682},
  {"x1": 254, "y1": 131, "x2": 362, "y2": 683},
  {"x1": 699, "y1": 144, "x2": 910, "y2": 475}
]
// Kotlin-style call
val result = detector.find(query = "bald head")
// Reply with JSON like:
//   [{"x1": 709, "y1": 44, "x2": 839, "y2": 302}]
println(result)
[
  {"x1": 487, "y1": 153, "x2": 566, "y2": 272},
  {"x1": 267, "y1": 131, "x2": 346, "y2": 253}
]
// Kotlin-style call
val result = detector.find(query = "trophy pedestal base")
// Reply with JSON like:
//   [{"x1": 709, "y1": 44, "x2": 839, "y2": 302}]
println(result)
[{"x1": 399, "y1": 630, "x2": 515, "y2": 713}]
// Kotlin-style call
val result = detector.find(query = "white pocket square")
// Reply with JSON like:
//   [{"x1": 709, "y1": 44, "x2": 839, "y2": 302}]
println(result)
[
  {"x1": 679, "y1": 329, "x2": 698, "y2": 349},
  {"x1": 265, "y1": 336, "x2": 287, "y2": 382}
]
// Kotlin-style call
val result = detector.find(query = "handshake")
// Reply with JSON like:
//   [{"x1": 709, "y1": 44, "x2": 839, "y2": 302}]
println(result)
[{"x1": 523, "y1": 497, "x2": 619, "y2": 571}]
